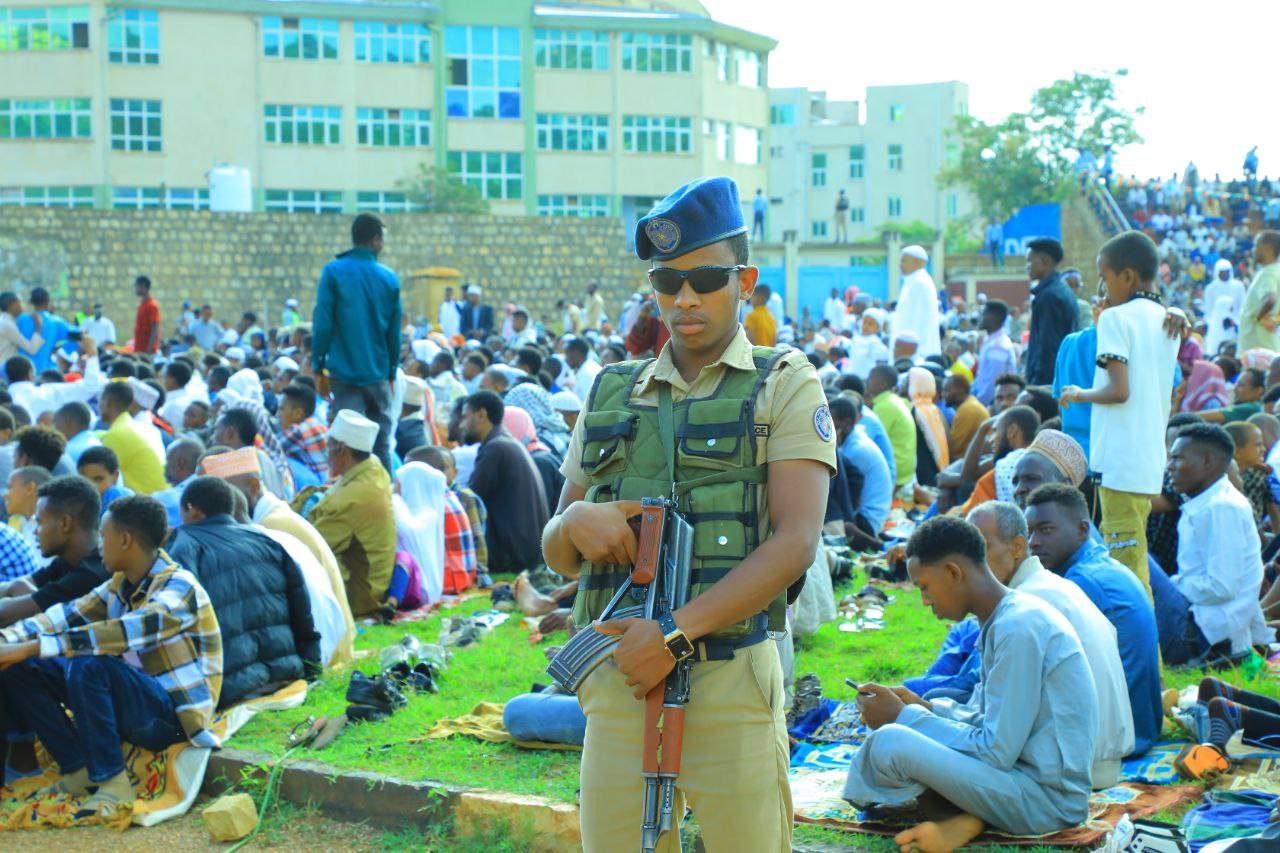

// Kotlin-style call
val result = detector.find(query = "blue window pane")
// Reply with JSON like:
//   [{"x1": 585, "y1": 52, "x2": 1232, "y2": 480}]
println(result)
[
  {"x1": 444, "y1": 26, "x2": 467, "y2": 55},
  {"x1": 498, "y1": 59, "x2": 520, "y2": 88},
  {"x1": 471, "y1": 89, "x2": 496, "y2": 118},
  {"x1": 472, "y1": 59, "x2": 494, "y2": 87},
  {"x1": 446, "y1": 89, "x2": 468, "y2": 117},
  {"x1": 497, "y1": 27, "x2": 520, "y2": 56},
  {"x1": 446, "y1": 151, "x2": 462, "y2": 170},
  {"x1": 472, "y1": 26, "x2": 493, "y2": 54},
  {"x1": 498, "y1": 91, "x2": 521, "y2": 119}
]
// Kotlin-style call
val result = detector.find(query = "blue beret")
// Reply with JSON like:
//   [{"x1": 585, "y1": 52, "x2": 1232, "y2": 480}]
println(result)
[{"x1": 635, "y1": 176, "x2": 747, "y2": 262}]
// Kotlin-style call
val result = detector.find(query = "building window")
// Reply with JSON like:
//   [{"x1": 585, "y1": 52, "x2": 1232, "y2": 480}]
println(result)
[
  {"x1": 849, "y1": 144, "x2": 864, "y2": 179},
  {"x1": 0, "y1": 5, "x2": 89, "y2": 51},
  {"x1": 888, "y1": 143, "x2": 903, "y2": 172},
  {"x1": 445, "y1": 26, "x2": 521, "y2": 120},
  {"x1": 108, "y1": 9, "x2": 158, "y2": 64},
  {"x1": 713, "y1": 41, "x2": 730, "y2": 81},
  {"x1": 769, "y1": 145, "x2": 784, "y2": 159},
  {"x1": 622, "y1": 115, "x2": 691, "y2": 153},
  {"x1": 354, "y1": 22, "x2": 430, "y2": 64},
  {"x1": 534, "y1": 29, "x2": 608, "y2": 70},
  {"x1": 264, "y1": 104, "x2": 341, "y2": 145},
  {"x1": 735, "y1": 48, "x2": 762, "y2": 88},
  {"x1": 850, "y1": 207, "x2": 865, "y2": 224},
  {"x1": 889, "y1": 104, "x2": 904, "y2": 122},
  {"x1": 888, "y1": 196, "x2": 902, "y2": 217},
  {"x1": 262, "y1": 16, "x2": 338, "y2": 60},
  {"x1": 112, "y1": 186, "x2": 209, "y2": 209},
  {"x1": 537, "y1": 194, "x2": 610, "y2": 217},
  {"x1": 109, "y1": 99, "x2": 161, "y2": 152},
  {"x1": 535, "y1": 113, "x2": 608, "y2": 152},
  {"x1": 265, "y1": 189, "x2": 343, "y2": 213},
  {"x1": 714, "y1": 121, "x2": 731, "y2": 160},
  {"x1": 733, "y1": 125, "x2": 761, "y2": 165},
  {"x1": 0, "y1": 98, "x2": 92, "y2": 139},
  {"x1": 357, "y1": 108, "x2": 430, "y2": 147},
  {"x1": 811, "y1": 220, "x2": 828, "y2": 239},
  {"x1": 356, "y1": 191, "x2": 419, "y2": 212},
  {"x1": 0, "y1": 186, "x2": 94, "y2": 207},
  {"x1": 811, "y1": 152, "x2": 827, "y2": 187},
  {"x1": 769, "y1": 104, "x2": 795, "y2": 126},
  {"x1": 446, "y1": 151, "x2": 523, "y2": 200},
  {"x1": 946, "y1": 193, "x2": 958, "y2": 217},
  {"x1": 620, "y1": 32, "x2": 691, "y2": 74}
]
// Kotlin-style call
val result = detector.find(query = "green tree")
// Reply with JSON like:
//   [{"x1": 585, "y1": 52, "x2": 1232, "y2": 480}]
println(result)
[
  {"x1": 939, "y1": 71, "x2": 1143, "y2": 220},
  {"x1": 396, "y1": 164, "x2": 490, "y2": 214},
  {"x1": 875, "y1": 219, "x2": 936, "y2": 243}
]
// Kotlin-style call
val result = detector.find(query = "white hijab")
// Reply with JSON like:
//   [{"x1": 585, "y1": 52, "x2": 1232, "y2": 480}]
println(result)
[{"x1": 393, "y1": 462, "x2": 447, "y2": 605}]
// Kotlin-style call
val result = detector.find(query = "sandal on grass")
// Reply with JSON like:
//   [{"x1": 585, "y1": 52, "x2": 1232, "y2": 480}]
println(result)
[
  {"x1": 287, "y1": 716, "x2": 326, "y2": 749},
  {"x1": 309, "y1": 714, "x2": 349, "y2": 750}
]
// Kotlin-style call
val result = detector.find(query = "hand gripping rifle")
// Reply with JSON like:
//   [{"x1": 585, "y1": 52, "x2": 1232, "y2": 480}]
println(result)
[{"x1": 545, "y1": 497, "x2": 694, "y2": 851}]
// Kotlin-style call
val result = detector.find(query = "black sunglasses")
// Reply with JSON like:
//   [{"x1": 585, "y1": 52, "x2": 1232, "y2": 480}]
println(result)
[{"x1": 647, "y1": 265, "x2": 746, "y2": 296}]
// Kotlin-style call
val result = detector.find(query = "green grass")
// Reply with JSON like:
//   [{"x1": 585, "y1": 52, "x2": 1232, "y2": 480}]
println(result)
[{"x1": 230, "y1": 567, "x2": 1280, "y2": 848}]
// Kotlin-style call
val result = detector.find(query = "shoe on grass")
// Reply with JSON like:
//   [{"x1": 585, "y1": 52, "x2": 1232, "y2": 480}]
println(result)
[
  {"x1": 346, "y1": 703, "x2": 392, "y2": 723},
  {"x1": 346, "y1": 671, "x2": 407, "y2": 711}
]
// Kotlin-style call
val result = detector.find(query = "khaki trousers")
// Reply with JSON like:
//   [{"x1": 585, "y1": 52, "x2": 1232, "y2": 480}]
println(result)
[
  {"x1": 578, "y1": 641, "x2": 792, "y2": 852},
  {"x1": 1099, "y1": 486, "x2": 1154, "y2": 597}
]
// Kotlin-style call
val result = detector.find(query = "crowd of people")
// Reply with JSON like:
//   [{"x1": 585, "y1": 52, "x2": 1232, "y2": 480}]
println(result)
[{"x1": 0, "y1": 173, "x2": 1279, "y2": 847}]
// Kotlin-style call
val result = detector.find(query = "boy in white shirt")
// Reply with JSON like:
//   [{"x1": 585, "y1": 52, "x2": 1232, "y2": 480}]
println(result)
[{"x1": 1061, "y1": 231, "x2": 1179, "y2": 593}]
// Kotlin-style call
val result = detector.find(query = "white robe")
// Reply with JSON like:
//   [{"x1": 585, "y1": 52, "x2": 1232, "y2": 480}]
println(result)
[
  {"x1": 844, "y1": 334, "x2": 891, "y2": 379},
  {"x1": 823, "y1": 297, "x2": 847, "y2": 328},
  {"x1": 438, "y1": 300, "x2": 461, "y2": 338},
  {"x1": 891, "y1": 269, "x2": 942, "y2": 357},
  {"x1": 1202, "y1": 277, "x2": 1245, "y2": 357},
  {"x1": 257, "y1": 525, "x2": 346, "y2": 666}
]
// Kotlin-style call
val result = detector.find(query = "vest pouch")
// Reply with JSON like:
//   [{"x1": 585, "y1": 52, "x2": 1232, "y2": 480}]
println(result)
[
  {"x1": 678, "y1": 398, "x2": 750, "y2": 468},
  {"x1": 580, "y1": 410, "x2": 637, "y2": 476},
  {"x1": 688, "y1": 480, "x2": 751, "y2": 562}
]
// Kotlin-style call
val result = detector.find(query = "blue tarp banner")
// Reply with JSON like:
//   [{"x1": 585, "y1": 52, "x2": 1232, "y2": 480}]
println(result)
[{"x1": 1001, "y1": 203, "x2": 1061, "y2": 255}]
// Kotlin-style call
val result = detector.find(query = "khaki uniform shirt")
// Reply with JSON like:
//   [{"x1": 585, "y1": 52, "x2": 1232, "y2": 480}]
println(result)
[{"x1": 561, "y1": 326, "x2": 836, "y2": 538}]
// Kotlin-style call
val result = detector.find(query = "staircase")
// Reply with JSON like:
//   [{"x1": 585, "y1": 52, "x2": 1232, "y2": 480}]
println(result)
[{"x1": 1061, "y1": 182, "x2": 1130, "y2": 286}]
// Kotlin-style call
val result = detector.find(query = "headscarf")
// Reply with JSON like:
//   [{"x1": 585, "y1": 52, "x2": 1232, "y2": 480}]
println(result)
[
  {"x1": 1243, "y1": 348, "x2": 1277, "y2": 371},
  {"x1": 907, "y1": 366, "x2": 949, "y2": 471},
  {"x1": 503, "y1": 406, "x2": 549, "y2": 454},
  {"x1": 219, "y1": 367, "x2": 294, "y2": 497},
  {"x1": 503, "y1": 382, "x2": 570, "y2": 459},
  {"x1": 1177, "y1": 337, "x2": 1203, "y2": 372},
  {"x1": 1181, "y1": 360, "x2": 1230, "y2": 412},
  {"x1": 393, "y1": 462, "x2": 447, "y2": 605}
]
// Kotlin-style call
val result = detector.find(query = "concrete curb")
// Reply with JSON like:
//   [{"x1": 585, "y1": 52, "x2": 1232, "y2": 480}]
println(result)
[{"x1": 202, "y1": 748, "x2": 583, "y2": 849}]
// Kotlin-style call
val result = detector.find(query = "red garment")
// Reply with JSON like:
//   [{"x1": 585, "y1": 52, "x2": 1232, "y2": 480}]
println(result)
[
  {"x1": 134, "y1": 297, "x2": 160, "y2": 353},
  {"x1": 625, "y1": 315, "x2": 670, "y2": 357},
  {"x1": 441, "y1": 491, "x2": 475, "y2": 594}
]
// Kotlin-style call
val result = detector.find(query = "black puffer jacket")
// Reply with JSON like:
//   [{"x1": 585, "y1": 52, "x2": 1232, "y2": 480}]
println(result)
[{"x1": 167, "y1": 515, "x2": 321, "y2": 707}]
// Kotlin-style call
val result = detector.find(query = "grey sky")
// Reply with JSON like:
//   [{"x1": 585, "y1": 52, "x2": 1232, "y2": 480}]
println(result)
[{"x1": 704, "y1": 0, "x2": 1273, "y2": 180}]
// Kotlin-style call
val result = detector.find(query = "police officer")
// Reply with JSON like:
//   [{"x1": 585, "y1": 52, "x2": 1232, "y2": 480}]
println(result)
[{"x1": 542, "y1": 177, "x2": 836, "y2": 851}]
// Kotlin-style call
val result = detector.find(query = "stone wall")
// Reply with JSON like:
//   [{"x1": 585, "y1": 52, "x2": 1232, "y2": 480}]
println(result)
[{"x1": 0, "y1": 208, "x2": 649, "y2": 338}]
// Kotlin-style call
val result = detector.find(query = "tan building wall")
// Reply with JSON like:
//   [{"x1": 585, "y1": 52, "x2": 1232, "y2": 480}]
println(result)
[{"x1": 0, "y1": 207, "x2": 648, "y2": 337}]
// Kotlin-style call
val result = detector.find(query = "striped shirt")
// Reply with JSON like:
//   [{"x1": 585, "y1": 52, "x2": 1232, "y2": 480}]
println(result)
[
  {"x1": 452, "y1": 485, "x2": 488, "y2": 571},
  {"x1": 0, "y1": 523, "x2": 39, "y2": 582},
  {"x1": 1, "y1": 551, "x2": 223, "y2": 747},
  {"x1": 281, "y1": 417, "x2": 329, "y2": 481},
  {"x1": 443, "y1": 489, "x2": 477, "y2": 580}
]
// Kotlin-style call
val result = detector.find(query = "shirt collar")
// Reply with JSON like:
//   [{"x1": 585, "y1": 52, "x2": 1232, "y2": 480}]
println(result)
[
  {"x1": 1031, "y1": 271, "x2": 1061, "y2": 293},
  {"x1": 337, "y1": 247, "x2": 376, "y2": 261},
  {"x1": 1182, "y1": 473, "x2": 1230, "y2": 512},
  {"x1": 1063, "y1": 536, "x2": 1104, "y2": 574},
  {"x1": 643, "y1": 325, "x2": 756, "y2": 395},
  {"x1": 1008, "y1": 555, "x2": 1043, "y2": 589}
]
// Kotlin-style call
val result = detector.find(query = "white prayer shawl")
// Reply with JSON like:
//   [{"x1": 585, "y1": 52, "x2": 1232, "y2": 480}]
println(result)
[
  {"x1": 891, "y1": 269, "x2": 942, "y2": 357},
  {"x1": 1203, "y1": 263, "x2": 1246, "y2": 357},
  {"x1": 393, "y1": 462, "x2": 447, "y2": 605},
  {"x1": 256, "y1": 525, "x2": 346, "y2": 666}
]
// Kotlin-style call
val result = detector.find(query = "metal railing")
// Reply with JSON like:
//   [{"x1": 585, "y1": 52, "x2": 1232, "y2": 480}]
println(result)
[{"x1": 1083, "y1": 177, "x2": 1130, "y2": 235}]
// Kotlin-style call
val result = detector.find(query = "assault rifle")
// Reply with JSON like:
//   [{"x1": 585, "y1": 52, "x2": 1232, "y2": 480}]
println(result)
[{"x1": 546, "y1": 497, "x2": 694, "y2": 852}]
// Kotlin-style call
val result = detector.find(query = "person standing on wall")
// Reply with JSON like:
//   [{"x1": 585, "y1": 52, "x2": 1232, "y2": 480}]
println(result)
[
  {"x1": 311, "y1": 213, "x2": 402, "y2": 470},
  {"x1": 133, "y1": 276, "x2": 161, "y2": 355}
]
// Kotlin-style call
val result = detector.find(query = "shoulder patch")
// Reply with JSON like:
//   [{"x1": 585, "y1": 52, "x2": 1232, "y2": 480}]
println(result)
[{"x1": 813, "y1": 404, "x2": 834, "y2": 442}]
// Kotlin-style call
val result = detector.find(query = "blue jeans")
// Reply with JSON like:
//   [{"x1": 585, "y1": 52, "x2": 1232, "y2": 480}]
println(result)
[
  {"x1": 2, "y1": 656, "x2": 186, "y2": 782},
  {"x1": 503, "y1": 691, "x2": 586, "y2": 746},
  {"x1": 1149, "y1": 564, "x2": 1206, "y2": 666}
]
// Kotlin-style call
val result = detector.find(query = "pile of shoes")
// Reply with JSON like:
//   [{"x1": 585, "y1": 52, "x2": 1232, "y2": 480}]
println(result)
[
  {"x1": 345, "y1": 671, "x2": 407, "y2": 723},
  {"x1": 835, "y1": 585, "x2": 891, "y2": 633},
  {"x1": 788, "y1": 673, "x2": 823, "y2": 727},
  {"x1": 438, "y1": 609, "x2": 510, "y2": 648},
  {"x1": 489, "y1": 583, "x2": 515, "y2": 612},
  {"x1": 342, "y1": 635, "x2": 455, "y2": 723}
]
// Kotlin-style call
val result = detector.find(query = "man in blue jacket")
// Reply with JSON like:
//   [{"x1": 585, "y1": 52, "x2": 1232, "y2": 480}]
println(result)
[{"x1": 312, "y1": 214, "x2": 402, "y2": 469}]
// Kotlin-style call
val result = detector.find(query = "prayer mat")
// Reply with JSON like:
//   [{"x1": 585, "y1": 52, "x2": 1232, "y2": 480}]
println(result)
[
  {"x1": 790, "y1": 765, "x2": 1200, "y2": 848},
  {"x1": 790, "y1": 742, "x2": 858, "y2": 772},
  {"x1": 1120, "y1": 742, "x2": 1188, "y2": 785},
  {"x1": 410, "y1": 701, "x2": 580, "y2": 752},
  {"x1": 0, "y1": 679, "x2": 308, "y2": 832}
]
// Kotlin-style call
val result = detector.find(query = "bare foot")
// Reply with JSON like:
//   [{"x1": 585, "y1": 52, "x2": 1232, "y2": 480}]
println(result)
[
  {"x1": 894, "y1": 814, "x2": 984, "y2": 852},
  {"x1": 513, "y1": 572, "x2": 558, "y2": 617},
  {"x1": 549, "y1": 580, "x2": 579, "y2": 604},
  {"x1": 538, "y1": 608, "x2": 574, "y2": 635}
]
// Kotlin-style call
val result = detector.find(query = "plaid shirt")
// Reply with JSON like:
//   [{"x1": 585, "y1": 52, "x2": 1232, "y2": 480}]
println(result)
[
  {"x1": 281, "y1": 416, "x2": 329, "y2": 480},
  {"x1": 443, "y1": 490, "x2": 477, "y2": 579},
  {"x1": 0, "y1": 522, "x2": 38, "y2": 582},
  {"x1": 1, "y1": 550, "x2": 223, "y2": 747},
  {"x1": 452, "y1": 485, "x2": 488, "y2": 571}
]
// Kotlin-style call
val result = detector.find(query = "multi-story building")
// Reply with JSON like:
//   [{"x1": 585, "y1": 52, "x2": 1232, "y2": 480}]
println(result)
[
  {"x1": 765, "y1": 82, "x2": 972, "y2": 244},
  {"x1": 0, "y1": 0, "x2": 772, "y2": 219}
]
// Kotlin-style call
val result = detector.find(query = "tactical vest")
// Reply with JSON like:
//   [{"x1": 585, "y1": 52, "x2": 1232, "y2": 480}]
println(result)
[{"x1": 572, "y1": 347, "x2": 788, "y2": 640}]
